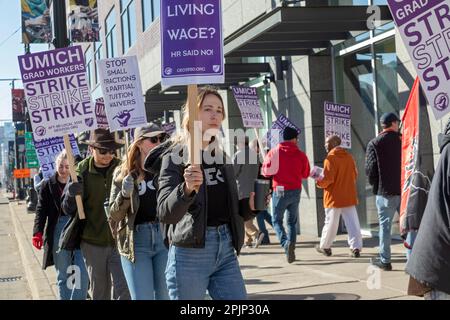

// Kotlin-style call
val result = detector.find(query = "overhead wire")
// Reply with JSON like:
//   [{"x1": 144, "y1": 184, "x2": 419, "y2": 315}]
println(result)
[{"x1": 0, "y1": 26, "x2": 22, "y2": 48}]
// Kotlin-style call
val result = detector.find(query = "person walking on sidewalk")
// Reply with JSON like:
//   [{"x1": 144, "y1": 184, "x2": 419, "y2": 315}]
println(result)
[
  {"x1": 262, "y1": 126, "x2": 310, "y2": 263},
  {"x1": 32, "y1": 150, "x2": 89, "y2": 300},
  {"x1": 250, "y1": 138, "x2": 273, "y2": 245},
  {"x1": 315, "y1": 135, "x2": 363, "y2": 258},
  {"x1": 233, "y1": 135, "x2": 264, "y2": 248},
  {"x1": 365, "y1": 112, "x2": 401, "y2": 271},
  {"x1": 33, "y1": 168, "x2": 44, "y2": 194},
  {"x1": 62, "y1": 129, "x2": 130, "y2": 300},
  {"x1": 153, "y1": 87, "x2": 259, "y2": 300},
  {"x1": 109, "y1": 123, "x2": 169, "y2": 300}
]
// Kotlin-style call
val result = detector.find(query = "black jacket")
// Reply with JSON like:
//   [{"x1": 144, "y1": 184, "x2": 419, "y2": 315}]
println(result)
[
  {"x1": 365, "y1": 130, "x2": 401, "y2": 196},
  {"x1": 32, "y1": 174, "x2": 65, "y2": 270},
  {"x1": 405, "y1": 133, "x2": 450, "y2": 295},
  {"x1": 145, "y1": 141, "x2": 255, "y2": 255}
]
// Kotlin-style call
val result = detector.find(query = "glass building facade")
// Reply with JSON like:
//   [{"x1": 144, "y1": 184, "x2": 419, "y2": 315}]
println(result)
[{"x1": 333, "y1": 9, "x2": 399, "y2": 234}]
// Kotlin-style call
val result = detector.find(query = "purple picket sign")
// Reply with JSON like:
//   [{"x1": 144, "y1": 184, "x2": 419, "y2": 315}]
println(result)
[
  {"x1": 266, "y1": 114, "x2": 301, "y2": 149},
  {"x1": 387, "y1": 0, "x2": 444, "y2": 27},
  {"x1": 17, "y1": 46, "x2": 98, "y2": 139},
  {"x1": 34, "y1": 134, "x2": 81, "y2": 179},
  {"x1": 162, "y1": 122, "x2": 177, "y2": 136},
  {"x1": 97, "y1": 56, "x2": 148, "y2": 132},
  {"x1": 160, "y1": 0, "x2": 224, "y2": 86},
  {"x1": 324, "y1": 101, "x2": 352, "y2": 149},
  {"x1": 386, "y1": 0, "x2": 450, "y2": 120},
  {"x1": 231, "y1": 86, "x2": 264, "y2": 128}
]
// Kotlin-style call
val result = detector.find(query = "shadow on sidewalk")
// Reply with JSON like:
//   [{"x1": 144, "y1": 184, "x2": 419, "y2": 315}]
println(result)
[
  {"x1": 248, "y1": 292, "x2": 360, "y2": 300},
  {"x1": 241, "y1": 265, "x2": 283, "y2": 270}
]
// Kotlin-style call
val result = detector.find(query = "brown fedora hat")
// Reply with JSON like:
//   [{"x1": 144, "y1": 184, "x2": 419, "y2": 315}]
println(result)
[{"x1": 86, "y1": 129, "x2": 124, "y2": 150}]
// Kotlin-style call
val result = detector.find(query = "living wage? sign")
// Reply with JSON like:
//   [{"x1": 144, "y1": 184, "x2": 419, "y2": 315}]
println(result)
[
  {"x1": 160, "y1": 0, "x2": 224, "y2": 86},
  {"x1": 387, "y1": 0, "x2": 450, "y2": 120},
  {"x1": 324, "y1": 101, "x2": 352, "y2": 149},
  {"x1": 18, "y1": 46, "x2": 98, "y2": 139}
]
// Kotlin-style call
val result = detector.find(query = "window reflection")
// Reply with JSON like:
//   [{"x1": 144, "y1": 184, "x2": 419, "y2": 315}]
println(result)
[{"x1": 335, "y1": 46, "x2": 375, "y2": 230}]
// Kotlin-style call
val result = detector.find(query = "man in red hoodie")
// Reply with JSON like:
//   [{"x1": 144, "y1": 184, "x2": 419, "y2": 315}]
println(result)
[{"x1": 262, "y1": 126, "x2": 310, "y2": 263}]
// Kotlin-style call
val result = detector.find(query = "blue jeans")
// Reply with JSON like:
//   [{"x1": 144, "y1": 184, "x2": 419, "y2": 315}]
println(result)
[
  {"x1": 405, "y1": 230, "x2": 418, "y2": 261},
  {"x1": 256, "y1": 210, "x2": 272, "y2": 244},
  {"x1": 425, "y1": 289, "x2": 450, "y2": 300},
  {"x1": 120, "y1": 223, "x2": 169, "y2": 300},
  {"x1": 53, "y1": 215, "x2": 89, "y2": 300},
  {"x1": 272, "y1": 189, "x2": 301, "y2": 248},
  {"x1": 375, "y1": 195, "x2": 400, "y2": 264},
  {"x1": 165, "y1": 224, "x2": 247, "y2": 300}
]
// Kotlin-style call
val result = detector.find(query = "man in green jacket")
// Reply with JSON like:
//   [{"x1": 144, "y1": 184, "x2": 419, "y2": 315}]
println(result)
[{"x1": 62, "y1": 129, "x2": 130, "y2": 300}]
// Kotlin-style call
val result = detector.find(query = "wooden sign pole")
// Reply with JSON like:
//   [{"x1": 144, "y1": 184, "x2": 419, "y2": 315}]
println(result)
[
  {"x1": 114, "y1": 132, "x2": 121, "y2": 158},
  {"x1": 63, "y1": 135, "x2": 85, "y2": 220},
  {"x1": 124, "y1": 130, "x2": 135, "y2": 213},
  {"x1": 188, "y1": 84, "x2": 200, "y2": 165},
  {"x1": 253, "y1": 128, "x2": 266, "y2": 160}
]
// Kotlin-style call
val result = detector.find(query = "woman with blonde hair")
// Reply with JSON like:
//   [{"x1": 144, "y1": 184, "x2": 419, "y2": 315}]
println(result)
[
  {"x1": 109, "y1": 123, "x2": 169, "y2": 300},
  {"x1": 32, "y1": 150, "x2": 89, "y2": 299},
  {"x1": 145, "y1": 86, "x2": 260, "y2": 300}
]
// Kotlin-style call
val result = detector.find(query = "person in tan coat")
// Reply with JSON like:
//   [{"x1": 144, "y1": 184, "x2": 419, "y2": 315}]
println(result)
[{"x1": 315, "y1": 135, "x2": 363, "y2": 257}]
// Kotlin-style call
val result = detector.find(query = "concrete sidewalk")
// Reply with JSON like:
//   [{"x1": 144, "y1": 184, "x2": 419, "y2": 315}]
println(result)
[
  {"x1": 8, "y1": 198, "x2": 57, "y2": 300},
  {"x1": 240, "y1": 236, "x2": 418, "y2": 300},
  {"x1": 0, "y1": 196, "x2": 31, "y2": 299},
  {"x1": 7, "y1": 193, "x2": 418, "y2": 300}
]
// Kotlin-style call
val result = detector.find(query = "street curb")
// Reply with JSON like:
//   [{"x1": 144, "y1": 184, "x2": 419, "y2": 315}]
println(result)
[{"x1": 9, "y1": 202, "x2": 56, "y2": 300}]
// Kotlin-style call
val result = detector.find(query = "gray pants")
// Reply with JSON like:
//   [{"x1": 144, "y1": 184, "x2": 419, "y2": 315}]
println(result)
[{"x1": 81, "y1": 241, "x2": 130, "y2": 300}]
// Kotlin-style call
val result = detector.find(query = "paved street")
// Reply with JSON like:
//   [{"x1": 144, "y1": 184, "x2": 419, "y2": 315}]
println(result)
[{"x1": 2, "y1": 191, "x2": 419, "y2": 300}]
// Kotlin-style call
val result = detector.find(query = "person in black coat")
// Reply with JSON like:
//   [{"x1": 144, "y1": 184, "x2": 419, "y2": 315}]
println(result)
[
  {"x1": 406, "y1": 118, "x2": 450, "y2": 299},
  {"x1": 32, "y1": 150, "x2": 89, "y2": 300},
  {"x1": 365, "y1": 112, "x2": 401, "y2": 271},
  {"x1": 149, "y1": 87, "x2": 260, "y2": 300}
]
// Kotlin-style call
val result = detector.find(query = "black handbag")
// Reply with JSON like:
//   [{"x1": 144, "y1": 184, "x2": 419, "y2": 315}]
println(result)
[{"x1": 59, "y1": 213, "x2": 86, "y2": 251}]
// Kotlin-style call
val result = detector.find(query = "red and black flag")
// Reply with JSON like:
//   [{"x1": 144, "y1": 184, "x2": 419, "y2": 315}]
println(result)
[{"x1": 400, "y1": 77, "x2": 434, "y2": 244}]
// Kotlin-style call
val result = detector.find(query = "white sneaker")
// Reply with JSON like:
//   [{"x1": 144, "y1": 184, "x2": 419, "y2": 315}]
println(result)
[{"x1": 253, "y1": 232, "x2": 265, "y2": 248}]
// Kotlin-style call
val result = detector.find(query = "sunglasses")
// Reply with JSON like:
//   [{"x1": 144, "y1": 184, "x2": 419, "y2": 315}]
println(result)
[
  {"x1": 95, "y1": 148, "x2": 115, "y2": 155},
  {"x1": 147, "y1": 135, "x2": 167, "y2": 144}
]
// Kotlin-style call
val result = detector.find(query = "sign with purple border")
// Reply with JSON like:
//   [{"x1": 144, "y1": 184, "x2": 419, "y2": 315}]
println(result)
[
  {"x1": 95, "y1": 98, "x2": 109, "y2": 129},
  {"x1": 266, "y1": 114, "x2": 301, "y2": 149},
  {"x1": 162, "y1": 121, "x2": 177, "y2": 136},
  {"x1": 34, "y1": 134, "x2": 80, "y2": 179},
  {"x1": 387, "y1": 0, "x2": 450, "y2": 120},
  {"x1": 18, "y1": 46, "x2": 97, "y2": 139},
  {"x1": 231, "y1": 86, "x2": 264, "y2": 128},
  {"x1": 97, "y1": 56, "x2": 148, "y2": 132},
  {"x1": 160, "y1": 0, "x2": 224, "y2": 86},
  {"x1": 324, "y1": 101, "x2": 351, "y2": 149}
]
